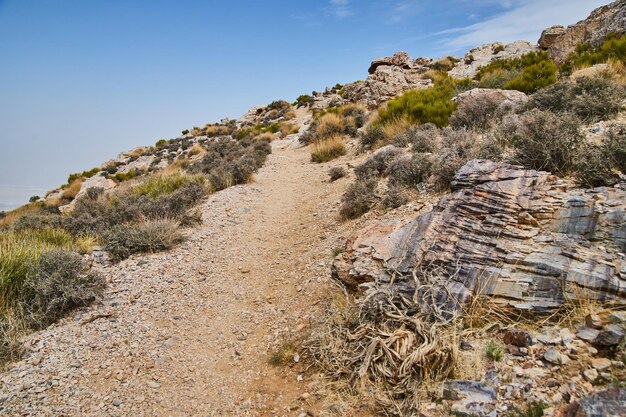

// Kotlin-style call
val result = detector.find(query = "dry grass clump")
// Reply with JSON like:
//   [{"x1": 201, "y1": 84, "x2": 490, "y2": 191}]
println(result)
[
  {"x1": 61, "y1": 179, "x2": 83, "y2": 201},
  {"x1": 131, "y1": 169, "x2": 206, "y2": 199},
  {"x1": 311, "y1": 135, "x2": 347, "y2": 163},
  {"x1": 103, "y1": 219, "x2": 184, "y2": 261}
]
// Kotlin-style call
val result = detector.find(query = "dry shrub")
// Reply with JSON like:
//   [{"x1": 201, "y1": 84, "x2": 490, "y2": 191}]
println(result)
[
  {"x1": 382, "y1": 185, "x2": 411, "y2": 208},
  {"x1": 394, "y1": 123, "x2": 441, "y2": 151},
  {"x1": 24, "y1": 250, "x2": 105, "y2": 326},
  {"x1": 450, "y1": 94, "x2": 504, "y2": 131},
  {"x1": 387, "y1": 153, "x2": 433, "y2": 188},
  {"x1": 61, "y1": 179, "x2": 83, "y2": 201},
  {"x1": 306, "y1": 285, "x2": 459, "y2": 415},
  {"x1": 354, "y1": 147, "x2": 403, "y2": 180},
  {"x1": 430, "y1": 128, "x2": 479, "y2": 191},
  {"x1": 279, "y1": 122, "x2": 300, "y2": 137},
  {"x1": 328, "y1": 166, "x2": 347, "y2": 182},
  {"x1": 188, "y1": 145, "x2": 204, "y2": 156},
  {"x1": 316, "y1": 113, "x2": 345, "y2": 140},
  {"x1": 529, "y1": 76, "x2": 625, "y2": 123},
  {"x1": 502, "y1": 109, "x2": 582, "y2": 175},
  {"x1": 339, "y1": 179, "x2": 377, "y2": 219},
  {"x1": 102, "y1": 219, "x2": 184, "y2": 261},
  {"x1": 311, "y1": 135, "x2": 347, "y2": 163},
  {"x1": 380, "y1": 117, "x2": 412, "y2": 144}
]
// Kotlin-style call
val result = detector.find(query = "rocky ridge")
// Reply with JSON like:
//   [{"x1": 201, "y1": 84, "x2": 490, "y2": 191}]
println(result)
[{"x1": 539, "y1": 0, "x2": 626, "y2": 63}]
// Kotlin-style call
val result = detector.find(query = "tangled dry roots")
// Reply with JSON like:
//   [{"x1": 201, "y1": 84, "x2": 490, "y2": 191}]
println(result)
[{"x1": 306, "y1": 277, "x2": 462, "y2": 415}]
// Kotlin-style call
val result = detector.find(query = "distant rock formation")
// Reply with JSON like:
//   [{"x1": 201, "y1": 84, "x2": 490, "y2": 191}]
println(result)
[
  {"x1": 538, "y1": 0, "x2": 626, "y2": 63},
  {"x1": 333, "y1": 160, "x2": 626, "y2": 313},
  {"x1": 449, "y1": 41, "x2": 535, "y2": 79},
  {"x1": 342, "y1": 52, "x2": 433, "y2": 108}
]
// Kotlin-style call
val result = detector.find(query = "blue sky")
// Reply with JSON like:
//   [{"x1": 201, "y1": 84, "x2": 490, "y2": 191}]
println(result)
[{"x1": 0, "y1": 0, "x2": 608, "y2": 209}]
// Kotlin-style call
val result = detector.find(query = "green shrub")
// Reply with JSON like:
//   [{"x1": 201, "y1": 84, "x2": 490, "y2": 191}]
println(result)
[
  {"x1": 339, "y1": 179, "x2": 378, "y2": 220},
  {"x1": 493, "y1": 44, "x2": 505, "y2": 54},
  {"x1": 376, "y1": 76, "x2": 470, "y2": 128},
  {"x1": 529, "y1": 76, "x2": 625, "y2": 122},
  {"x1": 181, "y1": 129, "x2": 189, "y2": 135},
  {"x1": 503, "y1": 109, "x2": 583, "y2": 175},
  {"x1": 23, "y1": 250, "x2": 104, "y2": 326},
  {"x1": 155, "y1": 139, "x2": 168, "y2": 149},
  {"x1": 485, "y1": 340, "x2": 504, "y2": 361},
  {"x1": 68, "y1": 167, "x2": 100, "y2": 184},
  {"x1": 561, "y1": 33, "x2": 626, "y2": 74},
  {"x1": 477, "y1": 51, "x2": 557, "y2": 93},
  {"x1": 112, "y1": 170, "x2": 139, "y2": 183},
  {"x1": 295, "y1": 94, "x2": 314, "y2": 107},
  {"x1": 103, "y1": 219, "x2": 184, "y2": 261},
  {"x1": 28, "y1": 196, "x2": 40, "y2": 203}
]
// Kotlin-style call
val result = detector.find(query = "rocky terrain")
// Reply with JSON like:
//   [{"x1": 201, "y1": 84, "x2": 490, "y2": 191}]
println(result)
[{"x1": 1, "y1": 1, "x2": 626, "y2": 417}]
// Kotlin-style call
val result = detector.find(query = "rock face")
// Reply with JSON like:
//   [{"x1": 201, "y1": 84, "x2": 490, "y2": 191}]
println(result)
[
  {"x1": 58, "y1": 174, "x2": 116, "y2": 213},
  {"x1": 342, "y1": 51, "x2": 433, "y2": 108},
  {"x1": 333, "y1": 160, "x2": 626, "y2": 312},
  {"x1": 538, "y1": 0, "x2": 626, "y2": 63},
  {"x1": 449, "y1": 41, "x2": 535, "y2": 79}
]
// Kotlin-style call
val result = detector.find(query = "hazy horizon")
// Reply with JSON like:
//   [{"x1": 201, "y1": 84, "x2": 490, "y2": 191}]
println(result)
[{"x1": 0, "y1": 0, "x2": 608, "y2": 211}]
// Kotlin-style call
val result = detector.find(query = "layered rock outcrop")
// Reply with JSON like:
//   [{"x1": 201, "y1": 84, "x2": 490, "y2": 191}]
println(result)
[
  {"x1": 333, "y1": 160, "x2": 626, "y2": 312},
  {"x1": 342, "y1": 52, "x2": 433, "y2": 107},
  {"x1": 538, "y1": 0, "x2": 626, "y2": 63}
]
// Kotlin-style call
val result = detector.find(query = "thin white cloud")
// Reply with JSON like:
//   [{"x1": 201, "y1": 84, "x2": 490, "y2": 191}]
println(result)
[
  {"x1": 329, "y1": 0, "x2": 353, "y2": 18},
  {"x1": 386, "y1": 1, "x2": 422, "y2": 24},
  {"x1": 441, "y1": 0, "x2": 609, "y2": 52}
]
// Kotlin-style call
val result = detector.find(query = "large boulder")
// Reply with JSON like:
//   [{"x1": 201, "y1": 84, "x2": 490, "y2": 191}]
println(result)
[
  {"x1": 342, "y1": 51, "x2": 433, "y2": 108},
  {"x1": 58, "y1": 174, "x2": 116, "y2": 213},
  {"x1": 538, "y1": 0, "x2": 626, "y2": 63},
  {"x1": 453, "y1": 88, "x2": 529, "y2": 106},
  {"x1": 333, "y1": 160, "x2": 626, "y2": 313}
]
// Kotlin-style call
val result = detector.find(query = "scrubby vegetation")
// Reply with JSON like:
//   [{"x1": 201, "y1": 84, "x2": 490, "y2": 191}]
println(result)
[
  {"x1": 301, "y1": 104, "x2": 367, "y2": 163},
  {"x1": 561, "y1": 33, "x2": 626, "y2": 75},
  {"x1": 362, "y1": 75, "x2": 472, "y2": 148},
  {"x1": 477, "y1": 51, "x2": 557, "y2": 93},
  {"x1": 342, "y1": 70, "x2": 626, "y2": 219}
]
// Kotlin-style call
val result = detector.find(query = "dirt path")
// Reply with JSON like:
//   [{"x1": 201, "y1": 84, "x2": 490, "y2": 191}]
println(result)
[{"x1": 0, "y1": 137, "x2": 350, "y2": 416}]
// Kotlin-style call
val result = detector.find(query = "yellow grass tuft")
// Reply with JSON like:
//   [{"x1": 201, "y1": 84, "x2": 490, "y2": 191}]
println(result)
[
  {"x1": 61, "y1": 179, "x2": 83, "y2": 200},
  {"x1": 316, "y1": 113, "x2": 345, "y2": 140},
  {"x1": 310, "y1": 135, "x2": 347, "y2": 163}
]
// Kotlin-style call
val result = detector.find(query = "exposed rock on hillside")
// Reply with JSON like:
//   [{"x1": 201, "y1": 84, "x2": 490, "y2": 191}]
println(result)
[
  {"x1": 453, "y1": 88, "x2": 529, "y2": 107},
  {"x1": 342, "y1": 52, "x2": 433, "y2": 108},
  {"x1": 538, "y1": 0, "x2": 626, "y2": 63},
  {"x1": 334, "y1": 160, "x2": 626, "y2": 312},
  {"x1": 449, "y1": 41, "x2": 535, "y2": 79}
]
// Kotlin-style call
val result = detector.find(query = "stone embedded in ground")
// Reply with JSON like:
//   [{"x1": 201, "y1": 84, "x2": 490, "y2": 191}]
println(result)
[
  {"x1": 577, "y1": 328, "x2": 600, "y2": 343},
  {"x1": 443, "y1": 381, "x2": 496, "y2": 417},
  {"x1": 590, "y1": 357, "x2": 611, "y2": 372},
  {"x1": 594, "y1": 324, "x2": 625, "y2": 347},
  {"x1": 544, "y1": 347, "x2": 567, "y2": 365},
  {"x1": 503, "y1": 329, "x2": 533, "y2": 347},
  {"x1": 573, "y1": 387, "x2": 626, "y2": 417}
]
